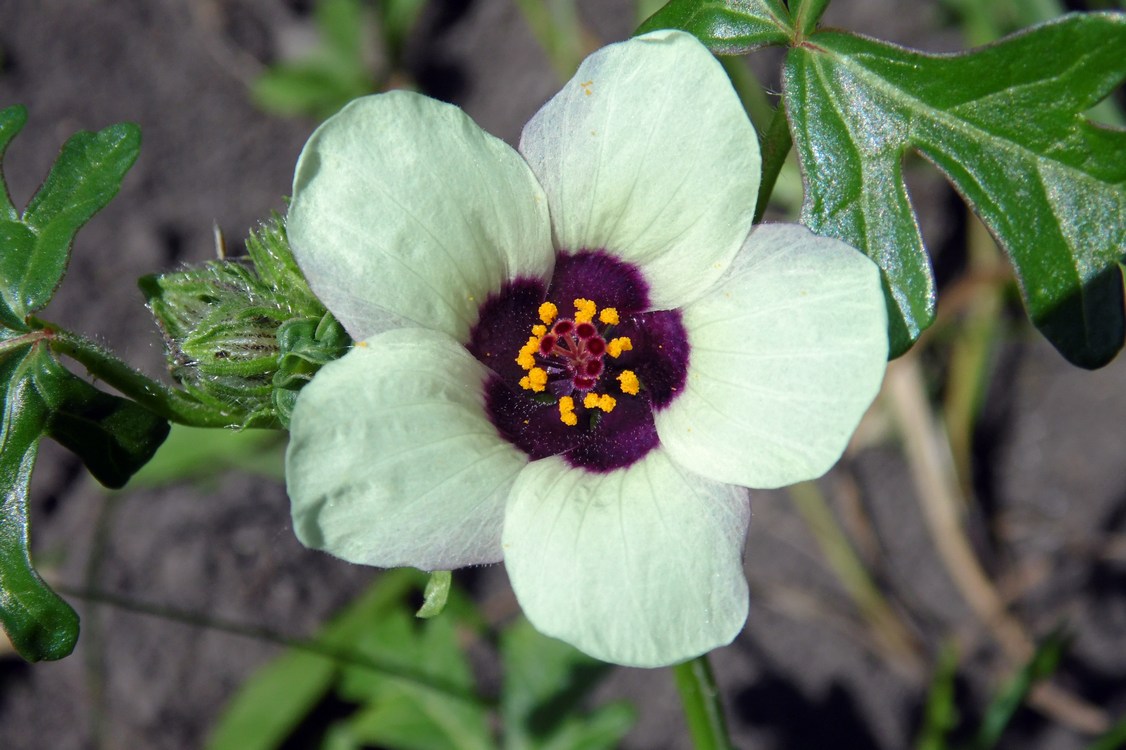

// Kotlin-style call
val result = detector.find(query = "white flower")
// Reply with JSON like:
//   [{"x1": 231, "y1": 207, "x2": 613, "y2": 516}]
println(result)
[{"x1": 284, "y1": 30, "x2": 888, "y2": 667}]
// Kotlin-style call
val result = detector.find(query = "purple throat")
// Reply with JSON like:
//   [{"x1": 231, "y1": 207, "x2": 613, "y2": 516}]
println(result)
[{"x1": 466, "y1": 250, "x2": 689, "y2": 472}]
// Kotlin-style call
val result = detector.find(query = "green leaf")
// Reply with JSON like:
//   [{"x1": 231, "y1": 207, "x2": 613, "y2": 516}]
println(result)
[
  {"x1": 0, "y1": 121, "x2": 140, "y2": 317},
  {"x1": 785, "y1": 13, "x2": 1126, "y2": 366},
  {"x1": 252, "y1": 65, "x2": 371, "y2": 121},
  {"x1": 207, "y1": 648, "x2": 337, "y2": 750},
  {"x1": 30, "y1": 349, "x2": 169, "y2": 489},
  {"x1": 500, "y1": 618, "x2": 634, "y2": 750},
  {"x1": 251, "y1": 0, "x2": 376, "y2": 120},
  {"x1": 790, "y1": 0, "x2": 831, "y2": 37},
  {"x1": 0, "y1": 220, "x2": 35, "y2": 329},
  {"x1": 206, "y1": 571, "x2": 420, "y2": 750},
  {"x1": 379, "y1": 0, "x2": 428, "y2": 62},
  {"x1": 0, "y1": 104, "x2": 28, "y2": 221},
  {"x1": 0, "y1": 344, "x2": 79, "y2": 661},
  {"x1": 636, "y1": 0, "x2": 793, "y2": 53},
  {"x1": 914, "y1": 642, "x2": 960, "y2": 750},
  {"x1": 972, "y1": 628, "x2": 1069, "y2": 750},
  {"x1": 338, "y1": 598, "x2": 493, "y2": 750},
  {"x1": 207, "y1": 571, "x2": 491, "y2": 750},
  {"x1": 317, "y1": 0, "x2": 367, "y2": 64}
]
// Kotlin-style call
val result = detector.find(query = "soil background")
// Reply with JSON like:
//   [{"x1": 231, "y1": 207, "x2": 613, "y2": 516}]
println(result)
[{"x1": 1, "y1": 1, "x2": 1124, "y2": 749}]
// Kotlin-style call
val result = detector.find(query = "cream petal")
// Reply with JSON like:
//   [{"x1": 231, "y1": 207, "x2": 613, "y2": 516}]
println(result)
[
  {"x1": 289, "y1": 92, "x2": 554, "y2": 342},
  {"x1": 503, "y1": 451, "x2": 750, "y2": 667},
  {"x1": 287, "y1": 328, "x2": 528, "y2": 570},
  {"x1": 519, "y1": 30, "x2": 760, "y2": 309},
  {"x1": 656, "y1": 224, "x2": 888, "y2": 488}
]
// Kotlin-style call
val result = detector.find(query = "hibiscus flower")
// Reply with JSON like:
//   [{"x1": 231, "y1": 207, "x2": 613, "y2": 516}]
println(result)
[{"x1": 284, "y1": 30, "x2": 888, "y2": 667}]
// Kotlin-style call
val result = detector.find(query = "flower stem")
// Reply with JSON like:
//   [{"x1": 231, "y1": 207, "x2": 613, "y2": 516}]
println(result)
[
  {"x1": 754, "y1": 101, "x2": 794, "y2": 224},
  {"x1": 35, "y1": 320, "x2": 247, "y2": 428},
  {"x1": 673, "y1": 654, "x2": 733, "y2": 750}
]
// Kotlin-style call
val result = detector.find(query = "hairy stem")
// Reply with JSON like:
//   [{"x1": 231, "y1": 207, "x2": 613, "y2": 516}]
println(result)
[
  {"x1": 754, "y1": 101, "x2": 794, "y2": 224},
  {"x1": 35, "y1": 321, "x2": 245, "y2": 428},
  {"x1": 673, "y1": 654, "x2": 733, "y2": 750}
]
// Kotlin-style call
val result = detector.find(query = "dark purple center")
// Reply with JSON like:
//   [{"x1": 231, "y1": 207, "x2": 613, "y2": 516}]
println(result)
[{"x1": 466, "y1": 250, "x2": 689, "y2": 472}]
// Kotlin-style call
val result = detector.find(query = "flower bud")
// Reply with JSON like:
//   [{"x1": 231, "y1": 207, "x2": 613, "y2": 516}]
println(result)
[{"x1": 141, "y1": 217, "x2": 350, "y2": 427}]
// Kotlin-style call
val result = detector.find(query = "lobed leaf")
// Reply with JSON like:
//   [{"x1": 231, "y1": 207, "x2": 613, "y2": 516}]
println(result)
[
  {"x1": 0, "y1": 118, "x2": 140, "y2": 319},
  {"x1": 785, "y1": 13, "x2": 1126, "y2": 365},
  {"x1": 0, "y1": 344, "x2": 79, "y2": 661},
  {"x1": 31, "y1": 349, "x2": 170, "y2": 489},
  {"x1": 637, "y1": 0, "x2": 793, "y2": 53},
  {"x1": 0, "y1": 105, "x2": 28, "y2": 221}
]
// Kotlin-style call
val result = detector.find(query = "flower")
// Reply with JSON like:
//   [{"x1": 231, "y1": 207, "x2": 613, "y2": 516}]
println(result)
[{"x1": 284, "y1": 30, "x2": 888, "y2": 668}]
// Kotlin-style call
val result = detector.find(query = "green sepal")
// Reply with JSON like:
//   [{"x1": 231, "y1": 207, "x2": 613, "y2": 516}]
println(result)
[
  {"x1": 139, "y1": 262, "x2": 268, "y2": 343},
  {"x1": 272, "y1": 312, "x2": 350, "y2": 428},
  {"x1": 0, "y1": 117, "x2": 140, "y2": 319},
  {"x1": 637, "y1": 0, "x2": 793, "y2": 54},
  {"x1": 180, "y1": 306, "x2": 290, "y2": 378},
  {"x1": 244, "y1": 214, "x2": 320, "y2": 314},
  {"x1": 785, "y1": 13, "x2": 1126, "y2": 366},
  {"x1": 0, "y1": 344, "x2": 80, "y2": 662},
  {"x1": 415, "y1": 570, "x2": 452, "y2": 619},
  {"x1": 142, "y1": 216, "x2": 344, "y2": 428},
  {"x1": 31, "y1": 348, "x2": 170, "y2": 489}
]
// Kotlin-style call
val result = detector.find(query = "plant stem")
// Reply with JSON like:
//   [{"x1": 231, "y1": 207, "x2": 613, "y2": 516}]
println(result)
[
  {"x1": 673, "y1": 654, "x2": 733, "y2": 750},
  {"x1": 754, "y1": 101, "x2": 794, "y2": 223},
  {"x1": 56, "y1": 583, "x2": 490, "y2": 709},
  {"x1": 36, "y1": 321, "x2": 245, "y2": 428},
  {"x1": 791, "y1": 0, "x2": 832, "y2": 39}
]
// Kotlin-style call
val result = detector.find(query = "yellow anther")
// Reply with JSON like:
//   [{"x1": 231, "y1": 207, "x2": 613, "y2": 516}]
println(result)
[
  {"x1": 515, "y1": 346, "x2": 535, "y2": 370},
  {"x1": 515, "y1": 335, "x2": 541, "y2": 371},
  {"x1": 617, "y1": 370, "x2": 640, "y2": 395},
  {"x1": 518, "y1": 367, "x2": 547, "y2": 392},
  {"x1": 599, "y1": 307, "x2": 619, "y2": 325},
  {"x1": 573, "y1": 298, "x2": 597, "y2": 323},
  {"x1": 538, "y1": 302, "x2": 558, "y2": 324},
  {"x1": 531, "y1": 324, "x2": 547, "y2": 337},
  {"x1": 607, "y1": 337, "x2": 633, "y2": 358},
  {"x1": 559, "y1": 396, "x2": 578, "y2": 426},
  {"x1": 581, "y1": 392, "x2": 617, "y2": 413}
]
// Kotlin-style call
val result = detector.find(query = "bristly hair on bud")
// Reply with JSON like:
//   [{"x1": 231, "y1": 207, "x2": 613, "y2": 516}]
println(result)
[{"x1": 140, "y1": 213, "x2": 350, "y2": 428}]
